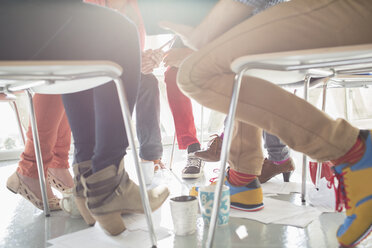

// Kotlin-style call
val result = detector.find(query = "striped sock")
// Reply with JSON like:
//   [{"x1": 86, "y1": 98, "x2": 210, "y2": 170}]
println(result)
[
  {"x1": 228, "y1": 169, "x2": 256, "y2": 186},
  {"x1": 330, "y1": 136, "x2": 365, "y2": 166}
]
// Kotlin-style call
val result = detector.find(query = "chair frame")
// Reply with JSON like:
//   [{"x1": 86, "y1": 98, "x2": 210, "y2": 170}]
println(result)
[
  {"x1": 0, "y1": 63, "x2": 158, "y2": 247},
  {"x1": 0, "y1": 94, "x2": 26, "y2": 146},
  {"x1": 205, "y1": 45, "x2": 372, "y2": 248}
]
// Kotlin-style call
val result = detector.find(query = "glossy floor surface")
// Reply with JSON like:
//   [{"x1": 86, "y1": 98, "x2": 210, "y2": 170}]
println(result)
[{"x1": 1, "y1": 147, "x2": 371, "y2": 248}]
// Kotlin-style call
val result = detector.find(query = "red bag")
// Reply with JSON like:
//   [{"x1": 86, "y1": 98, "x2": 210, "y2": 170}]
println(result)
[{"x1": 309, "y1": 161, "x2": 334, "y2": 185}]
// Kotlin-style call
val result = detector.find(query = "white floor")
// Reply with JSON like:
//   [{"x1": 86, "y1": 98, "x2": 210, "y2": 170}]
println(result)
[{"x1": 0, "y1": 146, "x2": 372, "y2": 248}]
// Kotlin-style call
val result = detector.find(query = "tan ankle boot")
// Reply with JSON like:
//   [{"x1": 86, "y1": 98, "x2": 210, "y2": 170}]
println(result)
[
  {"x1": 72, "y1": 161, "x2": 96, "y2": 226},
  {"x1": 81, "y1": 159, "x2": 170, "y2": 236}
]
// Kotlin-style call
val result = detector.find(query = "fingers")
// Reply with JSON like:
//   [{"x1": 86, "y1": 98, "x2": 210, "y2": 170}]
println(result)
[{"x1": 163, "y1": 48, "x2": 194, "y2": 68}]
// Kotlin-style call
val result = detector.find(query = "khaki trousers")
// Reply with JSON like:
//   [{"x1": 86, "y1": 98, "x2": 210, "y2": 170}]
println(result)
[{"x1": 178, "y1": 0, "x2": 372, "y2": 174}]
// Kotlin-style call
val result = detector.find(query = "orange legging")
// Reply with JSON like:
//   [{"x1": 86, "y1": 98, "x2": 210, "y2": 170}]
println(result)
[{"x1": 17, "y1": 94, "x2": 71, "y2": 178}]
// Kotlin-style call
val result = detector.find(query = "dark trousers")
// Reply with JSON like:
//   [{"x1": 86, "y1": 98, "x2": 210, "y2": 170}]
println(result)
[
  {"x1": 136, "y1": 74, "x2": 163, "y2": 161},
  {"x1": 0, "y1": 0, "x2": 141, "y2": 172}
]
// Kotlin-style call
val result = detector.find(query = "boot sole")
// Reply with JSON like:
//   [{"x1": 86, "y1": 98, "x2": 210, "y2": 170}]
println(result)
[
  {"x1": 93, "y1": 211, "x2": 126, "y2": 236},
  {"x1": 340, "y1": 224, "x2": 372, "y2": 248},
  {"x1": 75, "y1": 197, "x2": 96, "y2": 226}
]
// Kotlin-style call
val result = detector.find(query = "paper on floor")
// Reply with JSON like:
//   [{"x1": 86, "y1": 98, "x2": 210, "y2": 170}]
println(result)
[
  {"x1": 48, "y1": 209, "x2": 171, "y2": 248},
  {"x1": 49, "y1": 226, "x2": 170, "y2": 248},
  {"x1": 307, "y1": 177, "x2": 337, "y2": 212},
  {"x1": 261, "y1": 181, "x2": 302, "y2": 195},
  {"x1": 229, "y1": 197, "x2": 322, "y2": 228}
]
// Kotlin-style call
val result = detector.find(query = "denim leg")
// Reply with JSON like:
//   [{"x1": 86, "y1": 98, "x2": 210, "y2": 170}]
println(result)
[
  {"x1": 136, "y1": 73, "x2": 163, "y2": 161},
  {"x1": 263, "y1": 131, "x2": 290, "y2": 161},
  {"x1": 62, "y1": 89, "x2": 95, "y2": 164},
  {"x1": 92, "y1": 82, "x2": 129, "y2": 172}
]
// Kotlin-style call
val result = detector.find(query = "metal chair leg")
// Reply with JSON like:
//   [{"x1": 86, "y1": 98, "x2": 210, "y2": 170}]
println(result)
[
  {"x1": 200, "y1": 105, "x2": 204, "y2": 145},
  {"x1": 206, "y1": 68, "x2": 245, "y2": 248},
  {"x1": 25, "y1": 90, "x2": 50, "y2": 216},
  {"x1": 315, "y1": 81, "x2": 329, "y2": 190},
  {"x1": 345, "y1": 88, "x2": 352, "y2": 121},
  {"x1": 10, "y1": 100, "x2": 26, "y2": 145},
  {"x1": 169, "y1": 131, "x2": 177, "y2": 171},
  {"x1": 301, "y1": 76, "x2": 311, "y2": 203},
  {"x1": 114, "y1": 79, "x2": 157, "y2": 248}
]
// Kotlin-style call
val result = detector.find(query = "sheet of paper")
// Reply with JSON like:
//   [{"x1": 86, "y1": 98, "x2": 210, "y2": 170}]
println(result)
[
  {"x1": 230, "y1": 197, "x2": 321, "y2": 228},
  {"x1": 48, "y1": 209, "x2": 170, "y2": 248},
  {"x1": 307, "y1": 178, "x2": 337, "y2": 213},
  {"x1": 262, "y1": 181, "x2": 302, "y2": 195},
  {"x1": 274, "y1": 207, "x2": 322, "y2": 228},
  {"x1": 49, "y1": 225, "x2": 170, "y2": 248}
]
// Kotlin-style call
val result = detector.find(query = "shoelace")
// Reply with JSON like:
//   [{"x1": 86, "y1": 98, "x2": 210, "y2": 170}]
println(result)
[
  {"x1": 209, "y1": 168, "x2": 220, "y2": 183},
  {"x1": 209, "y1": 177, "x2": 218, "y2": 183},
  {"x1": 327, "y1": 170, "x2": 350, "y2": 212},
  {"x1": 186, "y1": 157, "x2": 202, "y2": 168}
]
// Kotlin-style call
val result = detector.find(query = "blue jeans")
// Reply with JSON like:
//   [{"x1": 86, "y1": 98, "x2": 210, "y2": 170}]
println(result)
[
  {"x1": 136, "y1": 74, "x2": 163, "y2": 161},
  {"x1": 263, "y1": 131, "x2": 290, "y2": 162}
]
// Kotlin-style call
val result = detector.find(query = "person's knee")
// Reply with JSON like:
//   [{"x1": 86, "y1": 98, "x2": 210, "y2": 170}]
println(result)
[{"x1": 177, "y1": 55, "x2": 203, "y2": 99}]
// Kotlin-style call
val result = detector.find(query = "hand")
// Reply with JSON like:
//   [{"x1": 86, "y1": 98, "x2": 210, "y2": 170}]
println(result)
[
  {"x1": 163, "y1": 47, "x2": 194, "y2": 68},
  {"x1": 158, "y1": 21, "x2": 199, "y2": 50},
  {"x1": 141, "y1": 49, "x2": 165, "y2": 74}
]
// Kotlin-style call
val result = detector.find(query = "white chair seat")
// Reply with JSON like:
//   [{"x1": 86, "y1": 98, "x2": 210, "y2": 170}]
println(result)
[
  {"x1": 230, "y1": 44, "x2": 372, "y2": 84},
  {"x1": 0, "y1": 61, "x2": 122, "y2": 94}
]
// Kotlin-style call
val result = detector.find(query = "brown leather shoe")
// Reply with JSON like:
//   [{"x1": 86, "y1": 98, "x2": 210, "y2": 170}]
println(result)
[
  {"x1": 258, "y1": 158, "x2": 295, "y2": 184},
  {"x1": 194, "y1": 134, "x2": 222, "y2": 162}
]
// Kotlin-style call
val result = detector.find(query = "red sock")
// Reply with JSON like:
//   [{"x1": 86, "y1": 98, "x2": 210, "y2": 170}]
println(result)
[
  {"x1": 228, "y1": 169, "x2": 256, "y2": 186},
  {"x1": 331, "y1": 136, "x2": 365, "y2": 166}
]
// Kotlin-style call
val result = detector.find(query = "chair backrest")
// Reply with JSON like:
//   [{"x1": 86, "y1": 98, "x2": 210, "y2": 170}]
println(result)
[
  {"x1": 0, "y1": 60, "x2": 123, "y2": 94},
  {"x1": 230, "y1": 44, "x2": 372, "y2": 85}
]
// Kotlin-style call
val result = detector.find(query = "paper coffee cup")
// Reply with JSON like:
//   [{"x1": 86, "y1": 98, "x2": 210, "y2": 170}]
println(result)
[
  {"x1": 141, "y1": 161, "x2": 154, "y2": 185},
  {"x1": 199, "y1": 184, "x2": 230, "y2": 226},
  {"x1": 170, "y1": 196, "x2": 198, "y2": 236}
]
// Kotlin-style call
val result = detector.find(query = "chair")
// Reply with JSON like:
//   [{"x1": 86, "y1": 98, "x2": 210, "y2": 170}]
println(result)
[
  {"x1": 0, "y1": 60, "x2": 158, "y2": 247},
  {"x1": 205, "y1": 44, "x2": 372, "y2": 247},
  {"x1": 0, "y1": 93, "x2": 25, "y2": 146}
]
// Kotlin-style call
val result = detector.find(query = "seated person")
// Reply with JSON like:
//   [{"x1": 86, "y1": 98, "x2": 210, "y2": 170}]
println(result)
[
  {"x1": 161, "y1": 0, "x2": 292, "y2": 181},
  {"x1": 85, "y1": 0, "x2": 165, "y2": 169},
  {"x1": 174, "y1": 0, "x2": 372, "y2": 247},
  {"x1": 7, "y1": 94, "x2": 73, "y2": 211},
  {"x1": 1, "y1": 0, "x2": 169, "y2": 236}
]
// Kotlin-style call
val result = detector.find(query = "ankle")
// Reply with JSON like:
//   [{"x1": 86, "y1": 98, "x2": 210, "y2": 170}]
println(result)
[
  {"x1": 48, "y1": 167, "x2": 74, "y2": 188},
  {"x1": 331, "y1": 136, "x2": 365, "y2": 166},
  {"x1": 18, "y1": 173, "x2": 55, "y2": 199},
  {"x1": 228, "y1": 168, "x2": 256, "y2": 186},
  {"x1": 220, "y1": 132, "x2": 224, "y2": 140},
  {"x1": 272, "y1": 158, "x2": 290, "y2": 165},
  {"x1": 187, "y1": 142, "x2": 201, "y2": 154}
]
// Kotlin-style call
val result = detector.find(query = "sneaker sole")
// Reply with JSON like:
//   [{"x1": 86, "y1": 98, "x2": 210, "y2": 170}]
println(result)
[
  {"x1": 182, "y1": 170, "x2": 204, "y2": 179},
  {"x1": 231, "y1": 204, "x2": 264, "y2": 212},
  {"x1": 340, "y1": 224, "x2": 372, "y2": 248},
  {"x1": 182, "y1": 162, "x2": 204, "y2": 179}
]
